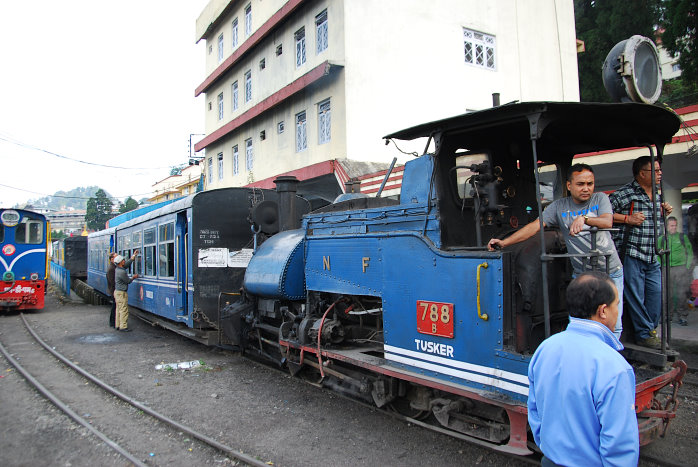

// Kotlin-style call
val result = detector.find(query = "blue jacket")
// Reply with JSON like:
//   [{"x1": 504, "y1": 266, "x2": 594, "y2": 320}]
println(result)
[{"x1": 528, "y1": 318, "x2": 639, "y2": 466}]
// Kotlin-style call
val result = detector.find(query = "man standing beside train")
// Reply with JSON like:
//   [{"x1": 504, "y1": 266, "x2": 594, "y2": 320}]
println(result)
[
  {"x1": 487, "y1": 163, "x2": 624, "y2": 339},
  {"x1": 113, "y1": 252, "x2": 139, "y2": 332},
  {"x1": 610, "y1": 156, "x2": 672, "y2": 349},
  {"x1": 528, "y1": 272, "x2": 638, "y2": 466},
  {"x1": 106, "y1": 252, "x2": 117, "y2": 328}
]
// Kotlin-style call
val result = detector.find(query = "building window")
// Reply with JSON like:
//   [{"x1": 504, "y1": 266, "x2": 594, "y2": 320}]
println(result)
[
  {"x1": 218, "y1": 33, "x2": 224, "y2": 62},
  {"x1": 295, "y1": 28, "x2": 306, "y2": 67},
  {"x1": 672, "y1": 63, "x2": 681, "y2": 72},
  {"x1": 245, "y1": 138, "x2": 254, "y2": 171},
  {"x1": 208, "y1": 44, "x2": 212, "y2": 55},
  {"x1": 232, "y1": 18, "x2": 239, "y2": 48},
  {"x1": 207, "y1": 157, "x2": 213, "y2": 183},
  {"x1": 232, "y1": 81, "x2": 238, "y2": 110},
  {"x1": 245, "y1": 70, "x2": 252, "y2": 102},
  {"x1": 233, "y1": 145, "x2": 239, "y2": 175},
  {"x1": 276, "y1": 44, "x2": 283, "y2": 56},
  {"x1": 318, "y1": 99, "x2": 331, "y2": 144},
  {"x1": 278, "y1": 121, "x2": 285, "y2": 134},
  {"x1": 259, "y1": 130, "x2": 266, "y2": 141},
  {"x1": 296, "y1": 111, "x2": 307, "y2": 152},
  {"x1": 245, "y1": 4, "x2": 252, "y2": 37},
  {"x1": 316, "y1": 10, "x2": 328, "y2": 54},
  {"x1": 208, "y1": 102, "x2": 212, "y2": 111},
  {"x1": 259, "y1": 58, "x2": 266, "y2": 70},
  {"x1": 218, "y1": 93, "x2": 224, "y2": 120},
  {"x1": 217, "y1": 153, "x2": 224, "y2": 180},
  {"x1": 463, "y1": 28, "x2": 496, "y2": 70}
]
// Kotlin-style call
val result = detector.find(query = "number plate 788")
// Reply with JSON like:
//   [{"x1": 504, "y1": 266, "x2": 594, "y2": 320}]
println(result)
[{"x1": 416, "y1": 300, "x2": 454, "y2": 338}]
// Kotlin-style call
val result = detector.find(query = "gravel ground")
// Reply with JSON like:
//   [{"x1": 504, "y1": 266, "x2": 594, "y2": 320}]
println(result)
[
  {"x1": 1, "y1": 289, "x2": 696, "y2": 466},
  {"x1": 0, "y1": 290, "x2": 524, "y2": 467}
]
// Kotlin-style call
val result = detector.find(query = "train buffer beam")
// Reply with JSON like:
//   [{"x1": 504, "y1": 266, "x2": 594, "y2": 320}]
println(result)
[{"x1": 621, "y1": 343, "x2": 680, "y2": 368}]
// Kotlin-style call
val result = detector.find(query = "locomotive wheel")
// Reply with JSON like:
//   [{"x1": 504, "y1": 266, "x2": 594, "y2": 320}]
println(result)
[{"x1": 388, "y1": 397, "x2": 430, "y2": 421}]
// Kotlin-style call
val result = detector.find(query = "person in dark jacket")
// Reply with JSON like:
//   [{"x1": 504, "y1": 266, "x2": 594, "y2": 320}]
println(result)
[
  {"x1": 106, "y1": 252, "x2": 117, "y2": 327},
  {"x1": 113, "y1": 251, "x2": 139, "y2": 331}
]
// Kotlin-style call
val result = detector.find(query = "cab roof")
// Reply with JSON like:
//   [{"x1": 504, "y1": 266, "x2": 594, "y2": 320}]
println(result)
[{"x1": 384, "y1": 102, "x2": 681, "y2": 157}]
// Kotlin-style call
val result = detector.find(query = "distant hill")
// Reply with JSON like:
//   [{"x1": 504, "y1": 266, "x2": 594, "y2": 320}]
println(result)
[{"x1": 17, "y1": 186, "x2": 111, "y2": 211}]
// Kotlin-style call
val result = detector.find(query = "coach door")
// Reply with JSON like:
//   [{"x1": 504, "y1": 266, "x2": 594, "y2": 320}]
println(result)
[{"x1": 176, "y1": 211, "x2": 188, "y2": 316}]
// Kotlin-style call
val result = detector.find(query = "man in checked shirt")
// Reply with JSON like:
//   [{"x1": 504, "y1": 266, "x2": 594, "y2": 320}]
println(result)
[{"x1": 610, "y1": 156, "x2": 673, "y2": 349}]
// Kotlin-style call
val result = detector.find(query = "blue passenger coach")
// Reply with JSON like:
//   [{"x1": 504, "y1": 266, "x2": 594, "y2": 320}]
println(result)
[{"x1": 88, "y1": 187, "x2": 298, "y2": 343}]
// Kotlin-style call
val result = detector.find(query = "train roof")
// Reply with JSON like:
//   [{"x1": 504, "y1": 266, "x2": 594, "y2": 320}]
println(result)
[{"x1": 384, "y1": 101, "x2": 682, "y2": 157}]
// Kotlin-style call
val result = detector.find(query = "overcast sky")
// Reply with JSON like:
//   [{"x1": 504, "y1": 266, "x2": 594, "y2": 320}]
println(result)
[{"x1": 0, "y1": 0, "x2": 209, "y2": 209}]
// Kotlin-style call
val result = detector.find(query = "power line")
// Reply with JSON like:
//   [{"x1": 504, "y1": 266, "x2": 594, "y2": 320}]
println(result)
[
  {"x1": 0, "y1": 182, "x2": 151, "y2": 202},
  {"x1": 0, "y1": 133, "x2": 175, "y2": 170}
]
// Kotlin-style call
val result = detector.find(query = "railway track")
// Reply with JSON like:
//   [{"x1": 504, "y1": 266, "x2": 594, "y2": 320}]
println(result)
[{"x1": 0, "y1": 313, "x2": 270, "y2": 467}]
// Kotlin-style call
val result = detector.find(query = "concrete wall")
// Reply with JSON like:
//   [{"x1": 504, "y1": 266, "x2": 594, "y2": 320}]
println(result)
[{"x1": 342, "y1": 0, "x2": 579, "y2": 163}]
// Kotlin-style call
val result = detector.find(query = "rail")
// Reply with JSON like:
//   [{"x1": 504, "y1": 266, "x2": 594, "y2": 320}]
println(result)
[{"x1": 49, "y1": 262, "x2": 71, "y2": 296}]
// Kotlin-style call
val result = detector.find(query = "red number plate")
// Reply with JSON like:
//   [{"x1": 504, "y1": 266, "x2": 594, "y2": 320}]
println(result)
[{"x1": 416, "y1": 300, "x2": 454, "y2": 338}]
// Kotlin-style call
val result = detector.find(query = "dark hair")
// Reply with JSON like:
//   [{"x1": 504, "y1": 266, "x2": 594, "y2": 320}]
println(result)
[
  {"x1": 566, "y1": 271, "x2": 616, "y2": 319},
  {"x1": 667, "y1": 216, "x2": 677, "y2": 223},
  {"x1": 568, "y1": 163, "x2": 594, "y2": 182},
  {"x1": 632, "y1": 155, "x2": 662, "y2": 178}
]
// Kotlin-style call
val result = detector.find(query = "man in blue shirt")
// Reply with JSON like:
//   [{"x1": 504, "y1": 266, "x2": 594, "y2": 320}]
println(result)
[{"x1": 528, "y1": 272, "x2": 638, "y2": 466}]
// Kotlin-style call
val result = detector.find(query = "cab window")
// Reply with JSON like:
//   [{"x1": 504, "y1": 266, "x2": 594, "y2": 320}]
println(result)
[
  {"x1": 16, "y1": 219, "x2": 43, "y2": 244},
  {"x1": 454, "y1": 152, "x2": 489, "y2": 199}
]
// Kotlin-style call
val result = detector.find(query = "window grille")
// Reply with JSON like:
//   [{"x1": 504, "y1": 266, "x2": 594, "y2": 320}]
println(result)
[
  {"x1": 217, "y1": 153, "x2": 224, "y2": 180},
  {"x1": 218, "y1": 93, "x2": 224, "y2": 120},
  {"x1": 295, "y1": 28, "x2": 306, "y2": 67},
  {"x1": 296, "y1": 111, "x2": 307, "y2": 152},
  {"x1": 318, "y1": 99, "x2": 331, "y2": 144},
  {"x1": 232, "y1": 81, "x2": 238, "y2": 110},
  {"x1": 463, "y1": 28, "x2": 496, "y2": 70},
  {"x1": 316, "y1": 10, "x2": 328, "y2": 54},
  {"x1": 245, "y1": 4, "x2": 252, "y2": 36},
  {"x1": 245, "y1": 138, "x2": 254, "y2": 171},
  {"x1": 232, "y1": 18, "x2": 239, "y2": 48},
  {"x1": 245, "y1": 70, "x2": 252, "y2": 102},
  {"x1": 233, "y1": 145, "x2": 239, "y2": 175},
  {"x1": 218, "y1": 33, "x2": 224, "y2": 62}
]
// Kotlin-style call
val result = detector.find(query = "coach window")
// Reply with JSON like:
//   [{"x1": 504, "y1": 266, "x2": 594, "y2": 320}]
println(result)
[
  {"x1": 158, "y1": 223, "x2": 175, "y2": 278},
  {"x1": 15, "y1": 218, "x2": 43, "y2": 244},
  {"x1": 132, "y1": 231, "x2": 142, "y2": 274},
  {"x1": 0, "y1": 225, "x2": 4, "y2": 243},
  {"x1": 144, "y1": 227, "x2": 156, "y2": 277}
]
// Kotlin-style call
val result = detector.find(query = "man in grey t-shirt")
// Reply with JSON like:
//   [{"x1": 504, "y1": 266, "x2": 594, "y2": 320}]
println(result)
[{"x1": 488, "y1": 164, "x2": 624, "y2": 338}]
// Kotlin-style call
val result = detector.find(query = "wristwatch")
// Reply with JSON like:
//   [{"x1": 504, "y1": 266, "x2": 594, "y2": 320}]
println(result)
[{"x1": 583, "y1": 215, "x2": 589, "y2": 223}]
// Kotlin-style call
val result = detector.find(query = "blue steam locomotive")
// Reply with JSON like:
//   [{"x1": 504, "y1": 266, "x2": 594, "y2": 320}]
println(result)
[
  {"x1": 0, "y1": 208, "x2": 49, "y2": 311},
  {"x1": 85, "y1": 101, "x2": 687, "y2": 455},
  {"x1": 223, "y1": 102, "x2": 686, "y2": 454}
]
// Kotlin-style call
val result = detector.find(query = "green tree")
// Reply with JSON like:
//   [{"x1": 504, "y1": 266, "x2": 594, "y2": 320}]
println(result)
[
  {"x1": 51, "y1": 230, "x2": 68, "y2": 241},
  {"x1": 85, "y1": 189, "x2": 114, "y2": 230},
  {"x1": 118, "y1": 197, "x2": 140, "y2": 214},
  {"x1": 660, "y1": 0, "x2": 698, "y2": 83},
  {"x1": 575, "y1": 0, "x2": 660, "y2": 102}
]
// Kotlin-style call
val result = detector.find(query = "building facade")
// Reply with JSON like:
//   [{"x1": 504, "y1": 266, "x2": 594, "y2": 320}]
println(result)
[
  {"x1": 195, "y1": 0, "x2": 579, "y2": 191},
  {"x1": 149, "y1": 164, "x2": 203, "y2": 203}
]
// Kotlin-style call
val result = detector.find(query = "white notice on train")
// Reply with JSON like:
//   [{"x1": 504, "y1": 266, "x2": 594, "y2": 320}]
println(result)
[
  {"x1": 228, "y1": 248, "x2": 253, "y2": 268},
  {"x1": 198, "y1": 248, "x2": 229, "y2": 267}
]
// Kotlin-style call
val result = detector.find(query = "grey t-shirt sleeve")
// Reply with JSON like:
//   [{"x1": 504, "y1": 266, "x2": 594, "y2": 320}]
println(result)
[
  {"x1": 596, "y1": 192, "x2": 613, "y2": 215},
  {"x1": 541, "y1": 200, "x2": 559, "y2": 227}
]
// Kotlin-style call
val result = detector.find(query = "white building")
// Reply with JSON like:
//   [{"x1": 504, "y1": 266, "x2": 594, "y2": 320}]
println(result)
[{"x1": 195, "y1": 0, "x2": 579, "y2": 191}]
